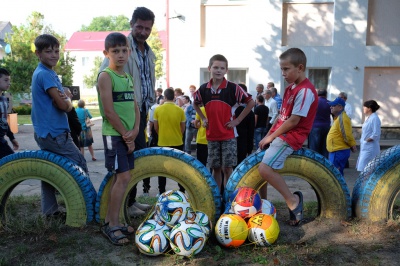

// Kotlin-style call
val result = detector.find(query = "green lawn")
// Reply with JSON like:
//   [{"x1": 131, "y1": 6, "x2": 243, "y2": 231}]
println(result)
[{"x1": 17, "y1": 106, "x2": 101, "y2": 125}]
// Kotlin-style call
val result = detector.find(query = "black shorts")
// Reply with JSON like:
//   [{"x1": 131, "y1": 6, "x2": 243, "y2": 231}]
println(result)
[{"x1": 103, "y1": 135, "x2": 134, "y2": 173}]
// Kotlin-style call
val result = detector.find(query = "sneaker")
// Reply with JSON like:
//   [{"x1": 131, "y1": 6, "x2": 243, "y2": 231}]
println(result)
[
  {"x1": 128, "y1": 205, "x2": 145, "y2": 217},
  {"x1": 143, "y1": 192, "x2": 149, "y2": 197},
  {"x1": 133, "y1": 202, "x2": 151, "y2": 211}
]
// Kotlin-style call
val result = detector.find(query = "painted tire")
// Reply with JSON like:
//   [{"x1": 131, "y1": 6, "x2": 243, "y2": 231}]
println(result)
[
  {"x1": 224, "y1": 148, "x2": 352, "y2": 219},
  {"x1": 0, "y1": 151, "x2": 97, "y2": 227},
  {"x1": 96, "y1": 147, "x2": 221, "y2": 224},
  {"x1": 352, "y1": 145, "x2": 400, "y2": 221}
]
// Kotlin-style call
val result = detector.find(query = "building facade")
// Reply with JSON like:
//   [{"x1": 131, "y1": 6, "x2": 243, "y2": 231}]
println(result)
[{"x1": 166, "y1": 0, "x2": 400, "y2": 126}]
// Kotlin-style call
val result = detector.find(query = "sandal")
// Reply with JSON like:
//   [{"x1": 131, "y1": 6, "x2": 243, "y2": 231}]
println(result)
[
  {"x1": 101, "y1": 223, "x2": 130, "y2": 246},
  {"x1": 288, "y1": 191, "x2": 304, "y2": 226},
  {"x1": 120, "y1": 224, "x2": 134, "y2": 235}
]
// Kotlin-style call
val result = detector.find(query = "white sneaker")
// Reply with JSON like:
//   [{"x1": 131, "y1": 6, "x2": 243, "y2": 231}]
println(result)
[
  {"x1": 128, "y1": 204, "x2": 145, "y2": 217},
  {"x1": 133, "y1": 202, "x2": 151, "y2": 211},
  {"x1": 143, "y1": 192, "x2": 149, "y2": 197}
]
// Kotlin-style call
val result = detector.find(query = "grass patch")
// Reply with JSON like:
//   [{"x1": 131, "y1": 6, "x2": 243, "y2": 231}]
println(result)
[{"x1": 17, "y1": 106, "x2": 101, "y2": 125}]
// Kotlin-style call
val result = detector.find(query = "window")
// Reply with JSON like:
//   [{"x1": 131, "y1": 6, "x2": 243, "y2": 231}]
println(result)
[
  {"x1": 282, "y1": 68, "x2": 330, "y2": 91},
  {"x1": 200, "y1": 68, "x2": 247, "y2": 85},
  {"x1": 82, "y1": 57, "x2": 89, "y2": 67},
  {"x1": 282, "y1": 2, "x2": 334, "y2": 46}
]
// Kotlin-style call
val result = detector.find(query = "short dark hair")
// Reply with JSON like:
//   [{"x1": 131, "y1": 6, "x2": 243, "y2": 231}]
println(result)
[
  {"x1": 256, "y1": 95, "x2": 265, "y2": 103},
  {"x1": 131, "y1": 7, "x2": 155, "y2": 25},
  {"x1": 279, "y1": 48, "x2": 307, "y2": 69},
  {"x1": 364, "y1": 100, "x2": 380, "y2": 113},
  {"x1": 183, "y1": 95, "x2": 191, "y2": 104},
  {"x1": 34, "y1": 34, "x2": 60, "y2": 52},
  {"x1": 238, "y1": 83, "x2": 247, "y2": 92},
  {"x1": 156, "y1": 88, "x2": 163, "y2": 93},
  {"x1": 164, "y1": 88, "x2": 175, "y2": 100},
  {"x1": 209, "y1": 54, "x2": 228, "y2": 68},
  {"x1": 105, "y1": 32, "x2": 128, "y2": 50},
  {"x1": 317, "y1": 89, "x2": 327, "y2": 97},
  {"x1": 0, "y1": 68, "x2": 10, "y2": 78}
]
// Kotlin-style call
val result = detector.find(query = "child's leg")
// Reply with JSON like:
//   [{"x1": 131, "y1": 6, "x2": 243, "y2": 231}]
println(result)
[
  {"x1": 106, "y1": 171, "x2": 131, "y2": 226},
  {"x1": 41, "y1": 181, "x2": 58, "y2": 215},
  {"x1": 221, "y1": 139, "x2": 237, "y2": 187},
  {"x1": 212, "y1": 167, "x2": 223, "y2": 189}
]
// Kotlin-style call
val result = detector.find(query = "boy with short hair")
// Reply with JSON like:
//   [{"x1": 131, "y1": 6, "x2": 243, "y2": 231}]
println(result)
[
  {"x1": 97, "y1": 32, "x2": 140, "y2": 245},
  {"x1": 0, "y1": 68, "x2": 19, "y2": 159},
  {"x1": 193, "y1": 54, "x2": 255, "y2": 190},
  {"x1": 31, "y1": 34, "x2": 88, "y2": 218},
  {"x1": 258, "y1": 48, "x2": 318, "y2": 226}
]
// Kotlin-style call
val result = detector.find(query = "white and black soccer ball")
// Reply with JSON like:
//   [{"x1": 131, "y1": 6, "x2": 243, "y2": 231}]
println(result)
[
  {"x1": 135, "y1": 219, "x2": 170, "y2": 256},
  {"x1": 169, "y1": 220, "x2": 206, "y2": 257},
  {"x1": 155, "y1": 190, "x2": 191, "y2": 226}
]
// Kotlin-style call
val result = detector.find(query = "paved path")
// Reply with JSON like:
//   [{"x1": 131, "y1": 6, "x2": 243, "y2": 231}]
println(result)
[{"x1": 7, "y1": 119, "x2": 400, "y2": 202}]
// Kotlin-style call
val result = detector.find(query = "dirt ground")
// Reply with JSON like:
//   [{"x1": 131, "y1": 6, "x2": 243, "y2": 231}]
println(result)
[{"x1": 1, "y1": 200, "x2": 400, "y2": 266}]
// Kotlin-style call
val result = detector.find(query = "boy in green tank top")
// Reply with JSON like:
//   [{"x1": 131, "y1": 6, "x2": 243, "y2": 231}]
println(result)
[{"x1": 97, "y1": 32, "x2": 140, "y2": 245}]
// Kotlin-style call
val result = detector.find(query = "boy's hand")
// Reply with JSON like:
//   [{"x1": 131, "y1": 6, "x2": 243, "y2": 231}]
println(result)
[
  {"x1": 202, "y1": 118, "x2": 209, "y2": 128},
  {"x1": 122, "y1": 129, "x2": 138, "y2": 143},
  {"x1": 225, "y1": 119, "x2": 240, "y2": 129},
  {"x1": 11, "y1": 139, "x2": 19, "y2": 150},
  {"x1": 259, "y1": 135, "x2": 274, "y2": 150},
  {"x1": 126, "y1": 141, "x2": 135, "y2": 154},
  {"x1": 350, "y1": 145, "x2": 357, "y2": 152}
]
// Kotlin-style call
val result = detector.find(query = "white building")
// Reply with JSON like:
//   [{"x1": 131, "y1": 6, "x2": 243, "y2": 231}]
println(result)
[{"x1": 165, "y1": 0, "x2": 400, "y2": 127}]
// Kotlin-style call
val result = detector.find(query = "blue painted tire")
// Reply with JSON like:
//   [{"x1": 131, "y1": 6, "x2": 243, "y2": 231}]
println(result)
[
  {"x1": 96, "y1": 147, "x2": 221, "y2": 224},
  {"x1": 0, "y1": 151, "x2": 97, "y2": 227},
  {"x1": 352, "y1": 145, "x2": 400, "y2": 221},
  {"x1": 224, "y1": 148, "x2": 352, "y2": 219}
]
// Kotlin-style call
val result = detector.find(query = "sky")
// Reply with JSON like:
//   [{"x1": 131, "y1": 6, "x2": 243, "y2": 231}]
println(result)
[{"x1": 0, "y1": 0, "x2": 166, "y2": 38}]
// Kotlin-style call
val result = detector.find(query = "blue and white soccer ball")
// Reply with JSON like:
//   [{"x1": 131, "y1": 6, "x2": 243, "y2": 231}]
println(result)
[
  {"x1": 169, "y1": 220, "x2": 206, "y2": 257},
  {"x1": 186, "y1": 210, "x2": 212, "y2": 237},
  {"x1": 155, "y1": 190, "x2": 191, "y2": 226},
  {"x1": 135, "y1": 219, "x2": 171, "y2": 256}
]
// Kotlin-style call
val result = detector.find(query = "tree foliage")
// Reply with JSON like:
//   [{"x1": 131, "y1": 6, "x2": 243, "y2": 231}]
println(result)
[
  {"x1": 83, "y1": 56, "x2": 103, "y2": 88},
  {"x1": 0, "y1": 12, "x2": 75, "y2": 93},
  {"x1": 81, "y1": 15, "x2": 164, "y2": 81},
  {"x1": 80, "y1": 15, "x2": 130, "y2": 31}
]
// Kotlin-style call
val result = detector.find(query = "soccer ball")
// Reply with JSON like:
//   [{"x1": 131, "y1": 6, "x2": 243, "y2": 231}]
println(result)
[
  {"x1": 260, "y1": 199, "x2": 277, "y2": 218},
  {"x1": 186, "y1": 210, "x2": 212, "y2": 237},
  {"x1": 229, "y1": 187, "x2": 262, "y2": 219},
  {"x1": 214, "y1": 214, "x2": 248, "y2": 247},
  {"x1": 158, "y1": 190, "x2": 190, "y2": 203},
  {"x1": 155, "y1": 190, "x2": 191, "y2": 226},
  {"x1": 135, "y1": 219, "x2": 171, "y2": 256},
  {"x1": 169, "y1": 220, "x2": 206, "y2": 257},
  {"x1": 247, "y1": 213, "x2": 280, "y2": 246}
]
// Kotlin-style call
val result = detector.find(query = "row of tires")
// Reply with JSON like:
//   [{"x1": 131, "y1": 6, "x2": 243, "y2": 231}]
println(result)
[{"x1": 0, "y1": 146, "x2": 399, "y2": 227}]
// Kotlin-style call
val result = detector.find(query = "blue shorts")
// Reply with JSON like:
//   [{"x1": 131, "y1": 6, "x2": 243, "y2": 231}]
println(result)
[
  {"x1": 103, "y1": 135, "x2": 134, "y2": 173},
  {"x1": 261, "y1": 137, "x2": 294, "y2": 170}
]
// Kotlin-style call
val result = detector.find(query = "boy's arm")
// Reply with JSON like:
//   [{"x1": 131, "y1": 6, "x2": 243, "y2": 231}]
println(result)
[
  {"x1": 225, "y1": 99, "x2": 255, "y2": 128},
  {"x1": 122, "y1": 97, "x2": 140, "y2": 153},
  {"x1": 97, "y1": 72, "x2": 129, "y2": 136},
  {"x1": 193, "y1": 102, "x2": 207, "y2": 128},
  {"x1": 180, "y1": 121, "x2": 185, "y2": 134},
  {"x1": 48, "y1": 87, "x2": 73, "y2": 112},
  {"x1": 6, "y1": 128, "x2": 19, "y2": 150},
  {"x1": 154, "y1": 120, "x2": 159, "y2": 134},
  {"x1": 259, "y1": 115, "x2": 301, "y2": 149}
]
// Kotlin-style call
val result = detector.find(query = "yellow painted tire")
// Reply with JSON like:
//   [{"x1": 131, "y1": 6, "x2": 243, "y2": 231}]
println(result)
[
  {"x1": 224, "y1": 148, "x2": 352, "y2": 219},
  {"x1": 0, "y1": 151, "x2": 97, "y2": 227},
  {"x1": 352, "y1": 145, "x2": 400, "y2": 221},
  {"x1": 96, "y1": 147, "x2": 221, "y2": 224}
]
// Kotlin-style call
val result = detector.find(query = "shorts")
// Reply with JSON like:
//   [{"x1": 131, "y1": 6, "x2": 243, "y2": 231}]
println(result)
[
  {"x1": 207, "y1": 138, "x2": 237, "y2": 168},
  {"x1": 103, "y1": 135, "x2": 134, "y2": 173},
  {"x1": 261, "y1": 137, "x2": 294, "y2": 170}
]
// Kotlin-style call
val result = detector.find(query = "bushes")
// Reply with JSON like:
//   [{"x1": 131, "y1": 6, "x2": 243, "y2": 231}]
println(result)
[{"x1": 12, "y1": 105, "x2": 32, "y2": 115}]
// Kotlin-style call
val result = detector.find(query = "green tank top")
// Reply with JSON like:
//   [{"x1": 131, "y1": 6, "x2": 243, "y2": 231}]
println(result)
[{"x1": 98, "y1": 67, "x2": 135, "y2": 136}]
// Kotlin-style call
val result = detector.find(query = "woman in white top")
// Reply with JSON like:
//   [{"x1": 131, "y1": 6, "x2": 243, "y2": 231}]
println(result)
[{"x1": 356, "y1": 100, "x2": 381, "y2": 171}]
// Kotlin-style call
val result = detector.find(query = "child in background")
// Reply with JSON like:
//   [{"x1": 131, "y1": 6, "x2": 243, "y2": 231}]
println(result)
[{"x1": 0, "y1": 68, "x2": 19, "y2": 159}]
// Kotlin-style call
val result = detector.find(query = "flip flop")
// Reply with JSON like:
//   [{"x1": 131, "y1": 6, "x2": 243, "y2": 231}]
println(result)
[
  {"x1": 101, "y1": 223, "x2": 130, "y2": 246},
  {"x1": 288, "y1": 191, "x2": 304, "y2": 226}
]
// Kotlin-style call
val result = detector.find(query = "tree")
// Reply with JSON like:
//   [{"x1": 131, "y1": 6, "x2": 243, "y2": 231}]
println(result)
[
  {"x1": 0, "y1": 12, "x2": 75, "y2": 93},
  {"x1": 83, "y1": 56, "x2": 103, "y2": 88},
  {"x1": 81, "y1": 15, "x2": 164, "y2": 81},
  {"x1": 80, "y1": 15, "x2": 130, "y2": 31}
]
